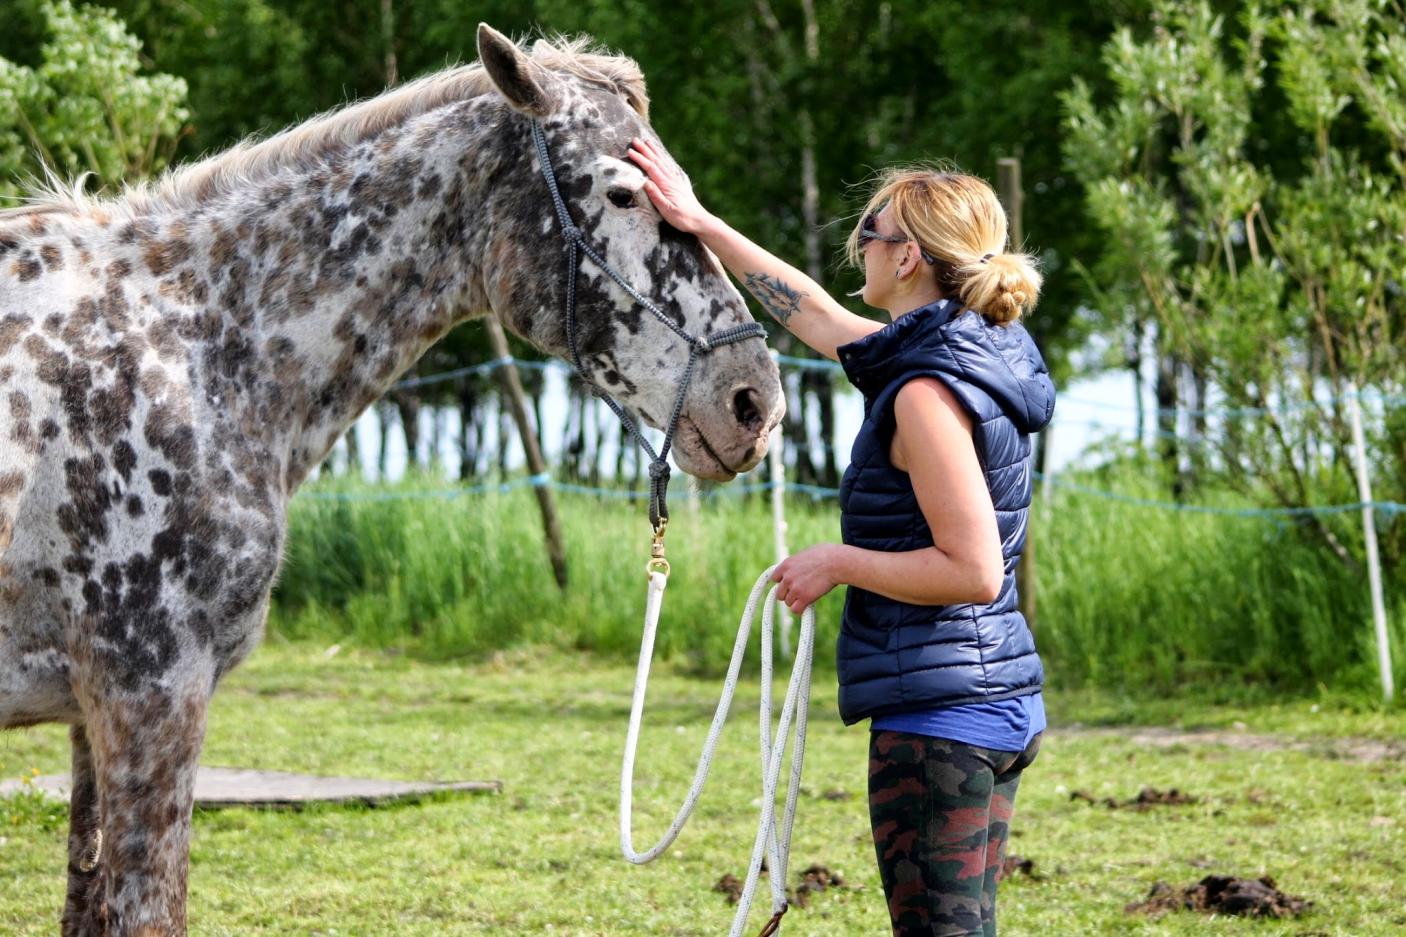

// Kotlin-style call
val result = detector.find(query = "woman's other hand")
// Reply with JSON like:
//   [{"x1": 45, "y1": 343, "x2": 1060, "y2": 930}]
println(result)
[
  {"x1": 628, "y1": 137, "x2": 715, "y2": 235},
  {"x1": 770, "y1": 544, "x2": 848, "y2": 613}
]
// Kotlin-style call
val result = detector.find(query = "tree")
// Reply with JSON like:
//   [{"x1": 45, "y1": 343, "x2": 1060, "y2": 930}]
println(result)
[
  {"x1": 0, "y1": 0, "x2": 188, "y2": 201},
  {"x1": 18, "y1": 1, "x2": 1145, "y2": 483},
  {"x1": 1062, "y1": 0, "x2": 1406, "y2": 568}
]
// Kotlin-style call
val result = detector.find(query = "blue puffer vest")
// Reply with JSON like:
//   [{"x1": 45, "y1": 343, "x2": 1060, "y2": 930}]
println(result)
[{"x1": 834, "y1": 298, "x2": 1055, "y2": 725}]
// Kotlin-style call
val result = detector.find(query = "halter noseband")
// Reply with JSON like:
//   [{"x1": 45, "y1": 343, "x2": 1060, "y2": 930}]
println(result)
[{"x1": 529, "y1": 119, "x2": 766, "y2": 534}]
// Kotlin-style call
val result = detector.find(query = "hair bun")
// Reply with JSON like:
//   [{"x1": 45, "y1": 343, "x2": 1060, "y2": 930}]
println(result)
[{"x1": 961, "y1": 250, "x2": 1042, "y2": 324}]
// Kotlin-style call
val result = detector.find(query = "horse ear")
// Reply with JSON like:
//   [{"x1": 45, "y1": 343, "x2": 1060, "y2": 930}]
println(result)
[{"x1": 477, "y1": 24, "x2": 558, "y2": 118}]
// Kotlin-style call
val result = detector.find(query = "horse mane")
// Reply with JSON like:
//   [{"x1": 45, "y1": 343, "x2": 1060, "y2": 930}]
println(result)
[{"x1": 0, "y1": 33, "x2": 649, "y2": 221}]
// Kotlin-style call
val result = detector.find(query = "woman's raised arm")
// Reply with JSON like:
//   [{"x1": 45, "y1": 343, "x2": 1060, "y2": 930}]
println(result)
[{"x1": 629, "y1": 137, "x2": 879, "y2": 361}]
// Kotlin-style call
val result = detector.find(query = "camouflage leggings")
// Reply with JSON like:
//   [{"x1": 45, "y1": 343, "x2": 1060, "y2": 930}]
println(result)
[{"x1": 868, "y1": 730, "x2": 1042, "y2": 937}]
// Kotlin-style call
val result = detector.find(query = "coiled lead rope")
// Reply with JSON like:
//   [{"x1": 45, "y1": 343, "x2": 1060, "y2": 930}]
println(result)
[{"x1": 621, "y1": 566, "x2": 815, "y2": 936}]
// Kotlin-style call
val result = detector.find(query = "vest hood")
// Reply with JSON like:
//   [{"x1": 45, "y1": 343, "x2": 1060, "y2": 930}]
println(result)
[{"x1": 838, "y1": 299, "x2": 1056, "y2": 434}]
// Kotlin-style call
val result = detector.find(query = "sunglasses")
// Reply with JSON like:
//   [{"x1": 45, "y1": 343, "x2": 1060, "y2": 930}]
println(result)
[{"x1": 858, "y1": 212, "x2": 937, "y2": 264}]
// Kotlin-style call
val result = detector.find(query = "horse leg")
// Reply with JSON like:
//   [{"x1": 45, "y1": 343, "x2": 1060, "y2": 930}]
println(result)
[
  {"x1": 73, "y1": 683, "x2": 211, "y2": 937},
  {"x1": 62, "y1": 724, "x2": 104, "y2": 936}
]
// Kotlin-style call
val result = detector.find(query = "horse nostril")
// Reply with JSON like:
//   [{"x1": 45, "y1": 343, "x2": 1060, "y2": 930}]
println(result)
[{"x1": 732, "y1": 387, "x2": 764, "y2": 432}]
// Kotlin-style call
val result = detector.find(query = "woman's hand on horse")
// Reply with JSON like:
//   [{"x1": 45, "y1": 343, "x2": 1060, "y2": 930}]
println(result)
[
  {"x1": 628, "y1": 137, "x2": 714, "y2": 235},
  {"x1": 770, "y1": 544, "x2": 847, "y2": 613}
]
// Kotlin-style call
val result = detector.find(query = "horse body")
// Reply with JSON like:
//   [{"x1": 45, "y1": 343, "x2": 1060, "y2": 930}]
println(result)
[
  {"x1": 0, "y1": 204, "x2": 292, "y2": 932},
  {"x1": 0, "y1": 25, "x2": 782, "y2": 935}
]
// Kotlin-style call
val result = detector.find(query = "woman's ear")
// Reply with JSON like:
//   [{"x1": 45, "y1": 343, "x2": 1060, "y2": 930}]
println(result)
[
  {"x1": 896, "y1": 245, "x2": 920, "y2": 280},
  {"x1": 477, "y1": 24, "x2": 559, "y2": 118}
]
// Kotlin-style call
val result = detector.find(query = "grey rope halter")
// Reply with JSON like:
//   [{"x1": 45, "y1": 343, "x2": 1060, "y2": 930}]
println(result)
[{"x1": 530, "y1": 119, "x2": 766, "y2": 533}]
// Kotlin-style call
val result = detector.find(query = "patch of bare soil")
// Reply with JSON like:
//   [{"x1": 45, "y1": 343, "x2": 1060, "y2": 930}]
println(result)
[
  {"x1": 1001, "y1": 854, "x2": 1041, "y2": 880},
  {"x1": 714, "y1": 873, "x2": 743, "y2": 904},
  {"x1": 1070, "y1": 787, "x2": 1198, "y2": 810},
  {"x1": 1060, "y1": 726, "x2": 1405, "y2": 763},
  {"x1": 712, "y1": 863, "x2": 851, "y2": 908},
  {"x1": 790, "y1": 864, "x2": 846, "y2": 908},
  {"x1": 1125, "y1": 875, "x2": 1312, "y2": 919}
]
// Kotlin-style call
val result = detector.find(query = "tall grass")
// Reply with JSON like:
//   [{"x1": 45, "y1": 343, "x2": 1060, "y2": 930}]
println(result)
[
  {"x1": 1032, "y1": 467, "x2": 1405, "y2": 696},
  {"x1": 270, "y1": 472, "x2": 1405, "y2": 696},
  {"x1": 273, "y1": 477, "x2": 848, "y2": 670}
]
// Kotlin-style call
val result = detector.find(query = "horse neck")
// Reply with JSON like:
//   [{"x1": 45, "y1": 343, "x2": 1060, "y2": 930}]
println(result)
[{"x1": 168, "y1": 98, "x2": 520, "y2": 490}]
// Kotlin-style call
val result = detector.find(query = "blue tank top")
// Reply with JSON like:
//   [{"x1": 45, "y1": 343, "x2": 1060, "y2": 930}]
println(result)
[{"x1": 871, "y1": 691, "x2": 1045, "y2": 752}]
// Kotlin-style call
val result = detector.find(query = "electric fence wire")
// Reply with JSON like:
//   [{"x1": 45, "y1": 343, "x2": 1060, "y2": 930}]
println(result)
[{"x1": 342, "y1": 355, "x2": 1405, "y2": 521}]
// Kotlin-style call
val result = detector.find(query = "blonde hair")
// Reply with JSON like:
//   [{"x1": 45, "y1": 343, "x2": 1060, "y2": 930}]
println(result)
[{"x1": 843, "y1": 165, "x2": 1041, "y2": 324}]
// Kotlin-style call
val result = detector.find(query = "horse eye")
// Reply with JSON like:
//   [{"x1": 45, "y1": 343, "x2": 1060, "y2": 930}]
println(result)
[{"x1": 607, "y1": 187, "x2": 636, "y2": 209}]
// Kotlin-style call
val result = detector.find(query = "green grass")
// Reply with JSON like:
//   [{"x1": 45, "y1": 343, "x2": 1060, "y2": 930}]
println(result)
[
  {"x1": 273, "y1": 479, "x2": 849, "y2": 669},
  {"x1": 270, "y1": 472, "x2": 1406, "y2": 696},
  {"x1": 1032, "y1": 463, "x2": 1406, "y2": 695},
  {"x1": 3, "y1": 644, "x2": 1404, "y2": 935}
]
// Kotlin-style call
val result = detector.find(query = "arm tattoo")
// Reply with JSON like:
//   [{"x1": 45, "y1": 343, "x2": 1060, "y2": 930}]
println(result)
[{"x1": 742, "y1": 272, "x2": 808, "y2": 326}]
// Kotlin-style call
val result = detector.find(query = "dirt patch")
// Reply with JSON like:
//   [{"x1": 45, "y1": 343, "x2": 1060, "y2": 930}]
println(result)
[
  {"x1": 714, "y1": 873, "x2": 743, "y2": 904},
  {"x1": 1126, "y1": 875, "x2": 1312, "y2": 919},
  {"x1": 713, "y1": 863, "x2": 850, "y2": 908},
  {"x1": 1070, "y1": 787, "x2": 1198, "y2": 810},
  {"x1": 790, "y1": 864, "x2": 846, "y2": 908},
  {"x1": 1059, "y1": 726, "x2": 1405, "y2": 763},
  {"x1": 1001, "y1": 854, "x2": 1041, "y2": 880}
]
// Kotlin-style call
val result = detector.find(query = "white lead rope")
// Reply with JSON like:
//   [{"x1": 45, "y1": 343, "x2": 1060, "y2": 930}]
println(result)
[{"x1": 621, "y1": 566, "x2": 816, "y2": 936}]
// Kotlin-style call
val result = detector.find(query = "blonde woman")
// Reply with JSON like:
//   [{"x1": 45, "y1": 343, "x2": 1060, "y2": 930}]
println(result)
[{"x1": 630, "y1": 139, "x2": 1053, "y2": 937}]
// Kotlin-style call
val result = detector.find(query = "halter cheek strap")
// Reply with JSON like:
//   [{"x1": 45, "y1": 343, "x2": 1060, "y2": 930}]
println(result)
[{"x1": 530, "y1": 119, "x2": 766, "y2": 533}]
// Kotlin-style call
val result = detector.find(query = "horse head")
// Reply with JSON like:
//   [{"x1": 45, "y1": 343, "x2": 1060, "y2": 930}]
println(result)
[{"x1": 475, "y1": 25, "x2": 783, "y2": 481}]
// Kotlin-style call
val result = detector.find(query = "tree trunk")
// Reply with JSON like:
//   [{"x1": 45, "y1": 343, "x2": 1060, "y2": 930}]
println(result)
[
  {"x1": 790, "y1": 381, "x2": 818, "y2": 486},
  {"x1": 586, "y1": 399, "x2": 602, "y2": 487},
  {"x1": 568, "y1": 385, "x2": 586, "y2": 481},
  {"x1": 497, "y1": 394, "x2": 511, "y2": 481},
  {"x1": 1129, "y1": 319, "x2": 1145, "y2": 447},
  {"x1": 1189, "y1": 363, "x2": 1209, "y2": 488},
  {"x1": 458, "y1": 381, "x2": 479, "y2": 481},
  {"x1": 344, "y1": 422, "x2": 362, "y2": 478},
  {"x1": 807, "y1": 370, "x2": 839, "y2": 487},
  {"x1": 380, "y1": 0, "x2": 397, "y2": 87},
  {"x1": 1019, "y1": 425, "x2": 1051, "y2": 633},
  {"x1": 466, "y1": 402, "x2": 478, "y2": 478},
  {"x1": 614, "y1": 419, "x2": 628, "y2": 481},
  {"x1": 394, "y1": 392, "x2": 421, "y2": 475},
  {"x1": 797, "y1": 0, "x2": 835, "y2": 486},
  {"x1": 376, "y1": 399, "x2": 395, "y2": 481},
  {"x1": 428, "y1": 405, "x2": 443, "y2": 473},
  {"x1": 487, "y1": 317, "x2": 568, "y2": 589},
  {"x1": 1155, "y1": 344, "x2": 1180, "y2": 497},
  {"x1": 531, "y1": 386, "x2": 545, "y2": 454},
  {"x1": 998, "y1": 157, "x2": 1039, "y2": 628}
]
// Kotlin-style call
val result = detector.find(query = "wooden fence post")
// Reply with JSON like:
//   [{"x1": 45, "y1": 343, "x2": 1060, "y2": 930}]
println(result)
[
  {"x1": 485, "y1": 318, "x2": 568, "y2": 590},
  {"x1": 998, "y1": 157, "x2": 1037, "y2": 631},
  {"x1": 1348, "y1": 385, "x2": 1394, "y2": 702}
]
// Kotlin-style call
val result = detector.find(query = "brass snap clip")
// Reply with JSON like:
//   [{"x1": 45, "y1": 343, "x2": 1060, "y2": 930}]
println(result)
[{"x1": 645, "y1": 517, "x2": 671, "y2": 579}]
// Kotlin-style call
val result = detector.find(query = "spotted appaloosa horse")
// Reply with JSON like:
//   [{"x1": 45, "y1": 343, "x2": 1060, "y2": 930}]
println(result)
[{"x1": 0, "y1": 24, "x2": 783, "y2": 935}]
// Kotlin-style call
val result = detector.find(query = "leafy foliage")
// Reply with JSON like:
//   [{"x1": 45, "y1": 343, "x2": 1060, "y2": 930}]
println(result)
[
  {"x1": 1062, "y1": 0, "x2": 1406, "y2": 567},
  {"x1": 75, "y1": 0, "x2": 1139, "y2": 383},
  {"x1": 0, "y1": 0, "x2": 188, "y2": 201}
]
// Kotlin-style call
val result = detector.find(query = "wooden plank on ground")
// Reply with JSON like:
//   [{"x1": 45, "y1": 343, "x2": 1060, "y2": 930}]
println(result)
[{"x1": 0, "y1": 767, "x2": 502, "y2": 808}]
